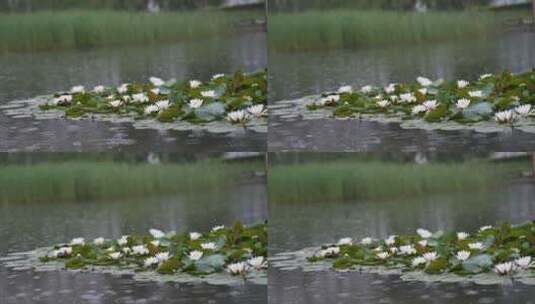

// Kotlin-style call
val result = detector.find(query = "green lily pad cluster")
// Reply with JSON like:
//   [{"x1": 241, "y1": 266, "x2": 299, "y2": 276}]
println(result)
[
  {"x1": 307, "y1": 222, "x2": 535, "y2": 277},
  {"x1": 39, "y1": 70, "x2": 267, "y2": 125},
  {"x1": 39, "y1": 222, "x2": 267, "y2": 278},
  {"x1": 308, "y1": 70, "x2": 535, "y2": 125}
]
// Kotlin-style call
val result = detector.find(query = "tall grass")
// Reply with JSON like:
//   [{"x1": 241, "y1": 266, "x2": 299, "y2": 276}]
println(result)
[
  {"x1": 268, "y1": 10, "x2": 519, "y2": 52},
  {"x1": 0, "y1": 10, "x2": 251, "y2": 53},
  {"x1": 269, "y1": 160, "x2": 527, "y2": 203},
  {"x1": 0, "y1": 160, "x2": 262, "y2": 203}
]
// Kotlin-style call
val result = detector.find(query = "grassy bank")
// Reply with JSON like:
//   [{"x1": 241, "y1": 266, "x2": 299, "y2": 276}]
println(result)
[
  {"x1": 269, "y1": 160, "x2": 527, "y2": 203},
  {"x1": 268, "y1": 10, "x2": 521, "y2": 52},
  {"x1": 0, "y1": 10, "x2": 255, "y2": 53},
  {"x1": 0, "y1": 160, "x2": 262, "y2": 203}
]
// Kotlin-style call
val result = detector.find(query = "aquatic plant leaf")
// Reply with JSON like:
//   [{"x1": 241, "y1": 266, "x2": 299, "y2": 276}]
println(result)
[
  {"x1": 194, "y1": 102, "x2": 226, "y2": 120},
  {"x1": 462, "y1": 102, "x2": 493, "y2": 120},
  {"x1": 462, "y1": 254, "x2": 493, "y2": 273}
]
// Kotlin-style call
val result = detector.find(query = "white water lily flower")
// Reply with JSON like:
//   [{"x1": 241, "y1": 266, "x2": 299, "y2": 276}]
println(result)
[
  {"x1": 337, "y1": 237, "x2": 353, "y2": 246},
  {"x1": 412, "y1": 105, "x2": 427, "y2": 115},
  {"x1": 117, "y1": 235, "x2": 129, "y2": 246},
  {"x1": 122, "y1": 95, "x2": 131, "y2": 103},
  {"x1": 212, "y1": 73, "x2": 225, "y2": 80},
  {"x1": 417, "y1": 229, "x2": 433, "y2": 239},
  {"x1": 132, "y1": 245, "x2": 149, "y2": 256},
  {"x1": 201, "y1": 242, "x2": 217, "y2": 250},
  {"x1": 373, "y1": 246, "x2": 383, "y2": 252},
  {"x1": 93, "y1": 237, "x2": 105, "y2": 246},
  {"x1": 247, "y1": 104, "x2": 266, "y2": 117},
  {"x1": 93, "y1": 85, "x2": 105, "y2": 93},
  {"x1": 53, "y1": 246, "x2": 72, "y2": 258},
  {"x1": 149, "y1": 229, "x2": 165, "y2": 239},
  {"x1": 377, "y1": 100, "x2": 390, "y2": 108},
  {"x1": 227, "y1": 110, "x2": 249, "y2": 124},
  {"x1": 117, "y1": 83, "x2": 129, "y2": 94},
  {"x1": 514, "y1": 256, "x2": 532, "y2": 270},
  {"x1": 399, "y1": 245, "x2": 417, "y2": 255},
  {"x1": 423, "y1": 100, "x2": 438, "y2": 111},
  {"x1": 417, "y1": 77, "x2": 433, "y2": 87},
  {"x1": 189, "y1": 80, "x2": 202, "y2": 88},
  {"x1": 122, "y1": 247, "x2": 131, "y2": 255},
  {"x1": 189, "y1": 250, "x2": 203, "y2": 261},
  {"x1": 360, "y1": 85, "x2": 373, "y2": 94},
  {"x1": 479, "y1": 225, "x2": 492, "y2": 232},
  {"x1": 322, "y1": 94, "x2": 340, "y2": 105},
  {"x1": 201, "y1": 90, "x2": 216, "y2": 98},
  {"x1": 412, "y1": 256, "x2": 426, "y2": 267},
  {"x1": 515, "y1": 104, "x2": 532, "y2": 117},
  {"x1": 457, "y1": 80, "x2": 469, "y2": 89},
  {"x1": 389, "y1": 95, "x2": 399, "y2": 102},
  {"x1": 418, "y1": 88, "x2": 428, "y2": 96},
  {"x1": 144, "y1": 257, "x2": 159, "y2": 268},
  {"x1": 144, "y1": 104, "x2": 159, "y2": 115},
  {"x1": 150, "y1": 77, "x2": 165, "y2": 87},
  {"x1": 423, "y1": 252, "x2": 438, "y2": 262},
  {"x1": 389, "y1": 247, "x2": 399, "y2": 254},
  {"x1": 53, "y1": 94, "x2": 73, "y2": 106},
  {"x1": 456, "y1": 99, "x2": 471, "y2": 110},
  {"x1": 70, "y1": 85, "x2": 85, "y2": 94},
  {"x1": 151, "y1": 88, "x2": 160, "y2": 95},
  {"x1": 494, "y1": 262, "x2": 514, "y2": 275},
  {"x1": 189, "y1": 232, "x2": 202, "y2": 240},
  {"x1": 150, "y1": 240, "x2": 160, "y2": 247},
  {"x1": 227, "y1": 262, "x2": 249, "y2": 275},
  {"x1": 480, "y1": 73, "x2": 493, "y2": 80},
  {"x1": 211, "y1": 225, "x2": 225, "y2": 232},
  {"x1": 457, "y1": 232, "x2": 469, "y2": 240},
  {"x1": 400, "y1": 93, "x2": 417, "y2": 103},
  {"x1": 109, "y1": 100, "x2": 122, "y2": 108},
  {"x1": 385, "y1": 235, "x2": 396, "y2": 246},
  {"x1": 156, "y1": 100, "x2": 170, "y2": 110},
  {"x1": 377, "y1": 252, "x2": 390, "y2": 260},
  {"x1": 468, "y1": 90, "x2": 484, "y2": 98},
  {"x1": 494, "y1": 110, "x2": 515, "y2": 124},
  {"x1": 338, "y1": 85, "x2": 353, "y2": 94},
  {"x1": 319, "y1": 246, "x2": 340, "y2": 258},
  {"x1": 155, "y1": 252, "x2": 170, "y2": 263},
  {"x1": 361, "y1": 237, "x2": 373, "y2": 245},
  {"x1": 132, "y1": 93, "x2": 149, "y2": 103},
  {"x1": 109, "y1": 252, "x2": 122, "y2": 260},
  {"x1": 468, "y1": 242, "x2": 484, "y2": 250},
  {"x1": 247, "y1": 256, "x2": 267, "y2": 270},
  {"x1": 188, "y1": 98, "x2": 203, "y2": 109},
  {"x1": 384, "y1": 83, "x2": 396, "y2": 94},
  {"x1": 456, "y1": 250, "x2": 471, "y2": 261},
  {"x1": 70, "y1": 238, "x2": 85, "y2": 246},
  {"x1": 418, "y1": 240, "x2": 428, "y2": 247}
]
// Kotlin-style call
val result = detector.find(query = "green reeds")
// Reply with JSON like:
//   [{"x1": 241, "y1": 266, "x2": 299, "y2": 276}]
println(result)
[{"x1": 0, "y1": 10, "x2": 248, "y2": 53}]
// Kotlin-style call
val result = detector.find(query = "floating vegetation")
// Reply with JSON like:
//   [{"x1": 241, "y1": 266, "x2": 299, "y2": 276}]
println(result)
[
  {"x1": 13, "y1": 222, "x2": 268, "y2": 284},
  {"x1": 304, "y1": 222, "x2": 535, "y2": 284},
  {"x1": 296, "y1": 71, "x2": 535, "y2": 133},
  {"x1": 37, "y1": 70, "x2": 266, "y2": 127}
]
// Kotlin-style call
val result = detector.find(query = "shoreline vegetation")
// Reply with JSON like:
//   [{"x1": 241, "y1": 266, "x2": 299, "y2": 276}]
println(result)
[
  {"x1": 0, "y1": 160, "x2": 263, "y2": 204},
  {"x1": 268, "y1": 9, "x2": 527, "y2": 52},
  {"x1": 269, "y1": 160, "x2": 528, "y2": 203},
  {"x1": 0, "y1": 9, "x2": 263, "y2": 53}
]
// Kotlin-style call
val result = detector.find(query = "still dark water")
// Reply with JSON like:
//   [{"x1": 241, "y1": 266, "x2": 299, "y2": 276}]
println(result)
[
  {"x1": 269, "y1": 180, "x2": 535, "y2": 304},
  {"x1": 268, "y1": 31, "x2": 535, "y2": 152},
  {"x1": 0, "y1": 31, "x2": 267, "y2": 152},
  {"x1": 0, "y1": 181, "x2": 268, "y2": 304}
]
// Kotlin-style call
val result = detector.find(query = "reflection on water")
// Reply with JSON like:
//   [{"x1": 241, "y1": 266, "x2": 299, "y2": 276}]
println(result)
[
  {"x1": 270, "y1": 181, "x2": 535, "y2": 304},
  {"x1": 0, "y1": 31, "x2": 267, "y2": 152},
  {"x1": 0, "y1": 182, "x2": 267, "y2": 304},
  {"x1": 270, "y1": 32, "x2": 535, "y2": 101},
  {"x1": 268, "y1": 31, "x2": 535, "y2": 152}
]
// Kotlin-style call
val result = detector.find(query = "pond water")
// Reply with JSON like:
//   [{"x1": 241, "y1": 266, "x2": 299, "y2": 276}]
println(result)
[
  {"x1": 269, "y1": 179, "x2": 535, "y2": 304},
  {"x1": 0, "y1": 31, "x2": 267, "y2": 152},
  {"x1": 268, "y1": 31, "x2": 535, "y2": 152},
  {"x1": 0, "y1": 180, "x2": 268, "y2": 304}
]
